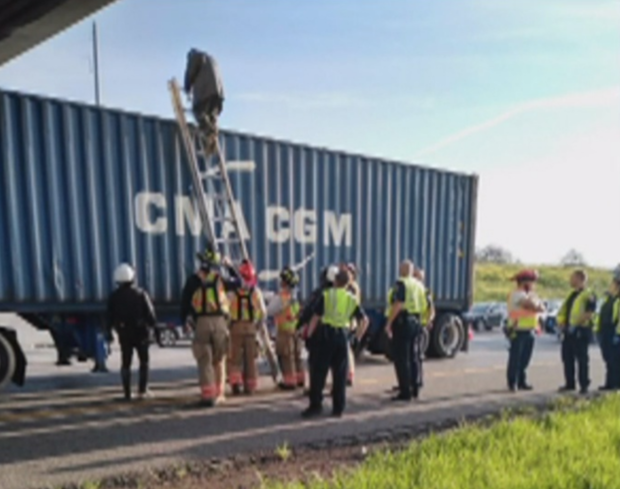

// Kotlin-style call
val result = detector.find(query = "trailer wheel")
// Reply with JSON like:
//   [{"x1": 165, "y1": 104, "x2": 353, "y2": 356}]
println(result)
[
  {"x1": 428, "y1": 313, "x2": 464, "y2": 359},
  {"x1": 0, "y1": 334, "x2": 17, "y2": 390}
]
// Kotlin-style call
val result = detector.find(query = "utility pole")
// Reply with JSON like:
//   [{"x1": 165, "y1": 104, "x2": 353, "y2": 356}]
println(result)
[{"x1": 92, "y1": 21, "x2": 101, "y2": 106}]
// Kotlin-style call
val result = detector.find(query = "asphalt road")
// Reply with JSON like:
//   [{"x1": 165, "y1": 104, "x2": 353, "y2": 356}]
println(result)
[{"x1": 0, "y1": 326, "x2": 606, "y2": 489}]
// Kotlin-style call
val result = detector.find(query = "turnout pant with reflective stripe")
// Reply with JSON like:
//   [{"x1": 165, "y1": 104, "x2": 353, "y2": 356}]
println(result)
[
  {"x1": 228, "y1": 321, "x2": 258, "y2": 393},
  {"x1": 192, "y1": 316, "x2": 229, "y2": 400},
  {"x1": 276, "y1": 330, "x2": 305, "y2": 387}
]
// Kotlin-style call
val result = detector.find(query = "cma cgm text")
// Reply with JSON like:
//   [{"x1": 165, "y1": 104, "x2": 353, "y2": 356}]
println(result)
[{"x1": 134, "y1": 192, "x2": 353, "y2": 247}]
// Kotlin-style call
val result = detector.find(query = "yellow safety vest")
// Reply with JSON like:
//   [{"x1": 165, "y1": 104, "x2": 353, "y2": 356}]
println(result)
[
  {"x1": 385, "y1": 279, "x2": 428, "y2": 318},
  {"x1": 191, "y1": 272, "x2": 230, "y2": 316},
  {"x1": 230, "y1": 286, "x2": 264, "y2": 322},
  {"x1": 322, "y1": 288, "x2": 359, "y2": 328},
  {"x1": 557, "y1": 288, "x2": 596, "y2": 328},
  {"x1": 594, "y1": 294, "x2": 620, "y2": 334},
  {"x1": 506, "y1": 289, "x2": 539, "y2": 330},
  {"x1": 274, "y1": 290, "x2": 300, "y2": 332},
  {"x1": 422, "y1": 288, "x2": 433, "y2": 325}
]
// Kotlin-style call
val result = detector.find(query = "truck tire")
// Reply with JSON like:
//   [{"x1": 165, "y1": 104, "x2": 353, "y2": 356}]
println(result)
[
  {"x1": 0, "y1": 334, "x2": 17, "y2": 390},
  {"x1": 428, "y1": 313, "x2": 465, "y2": 358}
]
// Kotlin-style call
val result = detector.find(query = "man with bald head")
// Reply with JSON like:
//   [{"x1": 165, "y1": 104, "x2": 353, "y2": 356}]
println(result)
[{"x1": 385, "y1": 260, "x2": 428, "y2": 401}]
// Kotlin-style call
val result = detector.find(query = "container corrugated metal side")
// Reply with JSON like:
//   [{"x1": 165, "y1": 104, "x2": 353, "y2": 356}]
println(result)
[{"x1": 0, "y1": 89, "x2": 478, "y2": 313}]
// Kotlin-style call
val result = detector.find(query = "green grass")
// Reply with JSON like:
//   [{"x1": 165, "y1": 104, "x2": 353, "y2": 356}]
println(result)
[
  {"x1": 474, "y1": 263, "x2": 611, "y2": 302},
  {"x1": 266, "y1": 395, "x2": 620, "y2": 489}
]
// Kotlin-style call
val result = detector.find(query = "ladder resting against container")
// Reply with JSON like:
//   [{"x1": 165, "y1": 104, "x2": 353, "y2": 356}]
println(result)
[{"x1": 167, "y1": 78, "x2": 283, "y2": 386}]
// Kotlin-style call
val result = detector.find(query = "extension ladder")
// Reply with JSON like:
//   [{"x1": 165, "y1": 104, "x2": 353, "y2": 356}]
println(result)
[{"x1": 168, "y1": 78, "x2": 283, "y2": 385}]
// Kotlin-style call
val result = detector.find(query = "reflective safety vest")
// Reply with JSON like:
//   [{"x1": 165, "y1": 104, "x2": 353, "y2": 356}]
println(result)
[
  {"x1": 322, "y1": 288, "x2": 359, "y2": 328},
  {"x1": 385, "y1": 279, "x2": 428, "y2": 318},
  {"x1": 557, "y1": 288, "x2": 596, "y2": 327},
  {"x1": 506, "y1": 289, "x2": 539, "y2": 330},
  {"x1": 274, "y1": 290, "x2": 300, "y2": 332},
  {"x1": 230, "y1": 286, "x2": 264, "y2": 322},
  {"x1": 595, "y1": 294, "x2": 620, "y2": 334},
  {"x1": 422, "y1": 288, "x2": 434, "y2": 325},
  {"x1": 191, "y1": 272, "x2": 230, "y2": 316},
  {"x1": 385, "y1": 287, "x2": 395, "y2": 318}
]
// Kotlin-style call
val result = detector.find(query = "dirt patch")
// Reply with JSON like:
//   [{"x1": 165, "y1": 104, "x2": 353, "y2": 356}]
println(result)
[{"x1": 55, "y1": 396, "x2": 585, "y2": 489}]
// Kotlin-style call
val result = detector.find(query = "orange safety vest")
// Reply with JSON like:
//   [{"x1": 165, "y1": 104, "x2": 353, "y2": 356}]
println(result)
[
  {"x1": 230, "y1": 287, "x2": 264, "y2": 322},
  {"x1": 506, "y1": 289, "x2": 539, "y2": 330},
  {"x1": 274, "y1": 291, "x2": 300, "y2": 333},
  {"x1": 191, "y1": 272, "x2": 229, "y2": 316}
]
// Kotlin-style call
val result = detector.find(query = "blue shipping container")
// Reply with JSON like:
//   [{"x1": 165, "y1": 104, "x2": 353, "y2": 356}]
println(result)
[{"x1": 0, "y1": 88, "x2": 478, "y2": 315}]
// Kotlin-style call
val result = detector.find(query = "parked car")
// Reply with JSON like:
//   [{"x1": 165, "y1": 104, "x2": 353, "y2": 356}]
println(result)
[
  {"x1": 541, "y1": 299, "x2": 563, "y2": 334},
  {"x1": 151, "y1": 322, "x2": 192, "y2": 347},
  {"x1": 463, "y1": 302, "x2": 507, "y2": 331}
]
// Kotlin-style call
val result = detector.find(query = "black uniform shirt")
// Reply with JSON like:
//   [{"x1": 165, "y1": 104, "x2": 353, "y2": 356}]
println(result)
[
  {"x1": 392, "y1": 281, "x2": 407, "y2": 303},
  {"x1": 107, "y1": 284, "x2": 156, "y2": 331}
]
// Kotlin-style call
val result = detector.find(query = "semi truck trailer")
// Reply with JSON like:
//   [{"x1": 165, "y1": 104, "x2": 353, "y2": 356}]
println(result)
[{"x1": 0, "y1": 88, "x2": 478, "y2": 390}]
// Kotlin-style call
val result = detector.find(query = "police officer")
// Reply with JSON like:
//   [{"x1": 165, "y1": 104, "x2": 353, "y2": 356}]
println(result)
[
  {"x1": 228, "y1": 260, "x2": 265, "y2": 395},
  {"x1": 267, "y1": 267, "x2": 303, "y2": 390},
  {"x1": 595, "y1": 276, "x2": 620, "y2": 390},
  {"x1": 557, "y1": 269, "x2": 597, "y2": 394},
  {"x1": 302, "y1": 270, "x2": 368, "y2": 418},
  {"x1": 385, "y1": 260, "x2": 428, "y2": 401},
  {"x1": 340, "y1": 263, "x2": 363, "y2": 386},
  {"x1": 184, "y1": 48, "x2": 225, "y2": 154},
  {"x1": 413, "y1": 268, "x2": 434, "y2": 390},
  {"x1": 505, "y1": 270, "x2": 545, "y2": 392},
  {"x1": 297, "y1": 265, "x2": 339, "y2": 395},
  {"x1": 107, "y1": 263, "x2": 157, "y2": 401},
  {"x1": 180, "y1": 248, "x2": 241, "y2": 407}
]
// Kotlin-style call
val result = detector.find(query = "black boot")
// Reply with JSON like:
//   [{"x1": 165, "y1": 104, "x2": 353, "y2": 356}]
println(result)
[
  {"x1": 138, "y1": 363, "x2": 149, "y2": 395},
  {"x1": 121, "y1": 368, "x2": 131, "y2": 401}
]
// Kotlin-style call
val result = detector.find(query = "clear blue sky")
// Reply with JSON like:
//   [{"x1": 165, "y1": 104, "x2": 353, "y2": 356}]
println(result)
[{"x1": 1, "y1": 0, "x2": 618, "y2": 267}]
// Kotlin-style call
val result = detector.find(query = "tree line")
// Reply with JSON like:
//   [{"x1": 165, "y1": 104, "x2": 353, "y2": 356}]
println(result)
[{"x1": 475, "y1": 245, "x2": 588, "y2": 267}]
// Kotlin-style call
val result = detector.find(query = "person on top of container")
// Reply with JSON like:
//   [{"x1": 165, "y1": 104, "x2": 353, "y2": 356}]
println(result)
[
  {"x1": 180, "y1": 247, "x2": 240, "y2": 407},
  {"x1": 267, "y1": 266, "x2": 304, "y2": 390},
  {"x1": 183, "y1": 48, "x2": 225, "y2": 155},
  {"x1": 227, "y1": 260, "x2": 265, "y2": 395},
  {"x1": 302, "y1": 269, "x2": 368, "y2": 418},
  {"x1": 505, "y1": 269, "x2": 545, "y2": 392},
  {"x1": 107, "y1": 263, "x2": 157, "y2": 401}
]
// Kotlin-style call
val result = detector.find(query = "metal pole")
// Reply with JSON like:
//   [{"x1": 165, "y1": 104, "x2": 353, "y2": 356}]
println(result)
[{"x1": 92, "y1": 21, "x2": 101, "y2": 106}]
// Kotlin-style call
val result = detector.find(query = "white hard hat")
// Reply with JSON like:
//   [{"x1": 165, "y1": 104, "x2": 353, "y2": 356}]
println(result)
[
  {"x1": 114, "y1": 263, "x2": 135, "y2": 284},
  {"x1": 326, "y1": 265, "x2": 339, "y2": 283}
]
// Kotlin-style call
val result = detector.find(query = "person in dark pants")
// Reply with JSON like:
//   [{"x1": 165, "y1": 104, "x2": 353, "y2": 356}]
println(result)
[
  {"x1": 557, "y1": 269, "x2": 597, "y2": 394},
  {"x1": 184, "y1": 48, "x2": 225, "y2": 155},
  {"x1": 385, "y1": 260, "x2": 428, "y2": 401},
  {"x1": 297, "y1": 266, "x2": 338, "y2": 395},
  {"x1": 301, "y1": 270, "x2": 368, "y2": 418},
  {"x1": 505, "y1": 269, "x2": 545, "y2": 392},
  {"x1": 595, "y1": 278, "x2": 620, "y2": 390},
  {"x1": 414, "y1": 268, "x2": 434, "y2": 390},
  {"x1": 107, "y1": 264, "x2": 157, "y2": 401}
]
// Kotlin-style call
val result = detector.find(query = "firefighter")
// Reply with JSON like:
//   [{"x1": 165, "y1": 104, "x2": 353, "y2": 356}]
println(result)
[
  {"x1": 505, "y1": 270, "x2": 545, "y2": 392},
  {"x1": 228, "y1": 260, "x2": 265, "y2": 395},
  {"x1": 556, "y1": 270, "x2": 597, "y2": 394},
  {"x1": 297, "y1": 266, "x2": 339, "y2": 395},
  {"x1": 183, "y1": 48, "x2": 225, "y2": 155},
  {"x1": 267, "y1": 267, "x2": 304, "y2": 390},
  {"x1": 180, "y1": 248, "x2": 240, "y2": 407},
  {"x1": 107, "y1": 264, "x2": 157, "y2": 401},
  {"x1": 595, "y1": 275, "x2": 620, "y2": 390},
  {"x1": 302, "y1": 270, "x2": 368, "y2": 418},
  {"x1": 339, "y1": 263, "x2": 359, "y2": 386},
  {"x1": 385, "y1": 260, "x2": 428, "y2": 401}
]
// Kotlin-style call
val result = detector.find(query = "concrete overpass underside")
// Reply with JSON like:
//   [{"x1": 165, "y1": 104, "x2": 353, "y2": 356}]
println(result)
[{"x1": 0, "y1": 0, "x2": 116, "y2": 66}]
